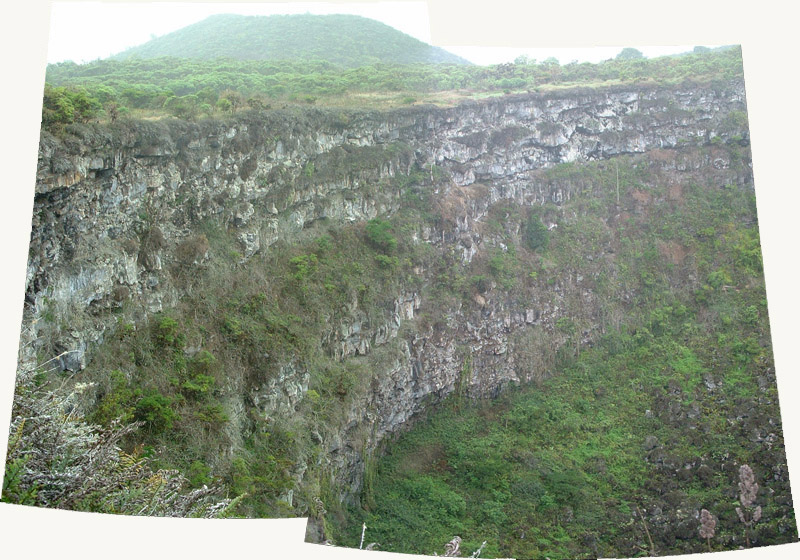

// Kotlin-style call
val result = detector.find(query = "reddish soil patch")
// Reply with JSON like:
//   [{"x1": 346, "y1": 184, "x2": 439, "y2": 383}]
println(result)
[
  {"x1": 632, "y1": 189, "x2": 652, "y2": 204},
  {"x1": 658, "y1": 240, "x2": 691, "y2": 265},
  {"x1": 668, "y1": 183, "x2": 684, "y2": 202}
]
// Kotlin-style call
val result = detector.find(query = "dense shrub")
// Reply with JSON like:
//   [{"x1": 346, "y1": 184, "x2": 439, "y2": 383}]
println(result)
[
  {"x1": 365, "y1": 218, "x2": 398, "y2": 254},
  {"x1": 153, "y1": 315, "x2": 184, "y2": 348},
  {"x1": 134, "y1": 391, "x2": 179, "y2": 433},
  {"x1": 524, "y1": 212, "x2": 549, "y2": 251},
  {"x1": 3, "y1": 367, "x2": 237, "y2": 516},
  {"x1": 41, "y1": 84, "x2": 102, "y2": 128}
]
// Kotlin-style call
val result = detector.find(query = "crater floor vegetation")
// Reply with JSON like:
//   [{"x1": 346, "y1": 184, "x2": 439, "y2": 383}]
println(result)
[{"x1": 4, "y1": 28, "x2": 796, "y2": 560}]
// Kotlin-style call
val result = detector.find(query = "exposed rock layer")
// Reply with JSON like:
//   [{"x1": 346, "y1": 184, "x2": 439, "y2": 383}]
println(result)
[{"x1": 24, "y1": 80, "x2": 751, "y2": 501}]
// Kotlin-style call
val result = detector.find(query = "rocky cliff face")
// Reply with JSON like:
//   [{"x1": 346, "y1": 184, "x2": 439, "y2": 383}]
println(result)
[{"x1": 23, "y1": 80, "x2": 752, "y2": 506}]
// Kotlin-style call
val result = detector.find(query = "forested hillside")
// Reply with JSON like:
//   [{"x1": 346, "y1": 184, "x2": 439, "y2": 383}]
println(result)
[
  {"x1": 42, "y1": 46, "x2": 741, "y2": 126},
  {"x1": 111, "y1": 13, "x2": 469, "y2": 66}
]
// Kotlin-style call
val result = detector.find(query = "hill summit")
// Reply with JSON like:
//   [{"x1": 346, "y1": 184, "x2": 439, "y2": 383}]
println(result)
[{"x1": 111, "y1": 13, "x2": 470, "y2": 66}]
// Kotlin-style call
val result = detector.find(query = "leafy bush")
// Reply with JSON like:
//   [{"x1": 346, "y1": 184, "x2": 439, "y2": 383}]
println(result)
[
  {"x1": 134, "y1": 391, "x2": 179, "y2": 433},
  {"x1": 188, "y1": 460, "x2": 213, "y2": 488},
  {"x1": 316, "y1": 364, "x2": 359, "y2": 399},
  {"x1": 163, "y1": 94, "x2": 199, "y2": 119},
  {"x1": 189, "y1": 349, "x2": 217, "y2": 375},
  {"x1": 91, "y1": 369, "x2": 137, "y2": 425},
  {"x1": 289, "y1": 254, "x2": 318, "y2": 282},
  {"x1": 182, "y1": 374, "x2": 215, "y2": 398},
  {"x1": 707, "y1": 269, "x2": 733, "y2": 290},
  {"x1": 3, "y1": 367, "x2": 237, "y2": 516},
  {"x1": 375, "y1": 254, "x2": 399, "y2": 268},
  {"x1": 488, "y1": 250, "x2": 518, "y2": 289},
  {"x1": 152, "y1": 315, "x2": 184, "y2": 349},
  {"x1": 221, "y1": 316, "x2": 244, "y2": 339},
  {"x1": 194, "y1": 403, "x2": 229, "y2": 425},
  {"x1": 216, "y1": 97, "x2": 232, "y2": 112},
  {"x1": 525, "y1": 213, "x2": 549, "y2": 251},
  {"x1": 365, "y1": 218, "x2": 398, "y2": 254},
  {"x1": 41, "y1": 84, "x2": 102, "y2": 129}
]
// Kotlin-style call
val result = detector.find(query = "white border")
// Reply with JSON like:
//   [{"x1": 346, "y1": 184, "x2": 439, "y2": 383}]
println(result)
[{"x1": 1, "y1": 2, "x2": 797, "y2": 559}]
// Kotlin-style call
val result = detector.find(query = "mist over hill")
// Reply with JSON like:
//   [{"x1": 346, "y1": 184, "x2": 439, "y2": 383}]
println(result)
[{"x1": 111, "y1": 13, "x2": 470, "y2": 66}]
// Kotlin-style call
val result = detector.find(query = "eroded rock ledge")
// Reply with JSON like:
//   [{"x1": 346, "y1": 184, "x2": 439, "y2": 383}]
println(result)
[{"x1": 24, "y1": 80, "x2": 751, "y2": 502}]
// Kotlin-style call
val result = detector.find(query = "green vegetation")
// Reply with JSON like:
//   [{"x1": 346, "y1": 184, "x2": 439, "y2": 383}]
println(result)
[
  {"x1": 112, "y1": 14, "x2": 470, "y2": 66},
  {"x1": 70, "y1": 159, "x2": 442, "y2": 516},
  {"x1": 524, "y1": 210, "x2": 549, "y2": 252},
  {"x1": 323, "y1": 145, "x2": 794, "y2": 556},
  {"x1": 342, "y1": 313, "x2": 788, "y2": 558},
  {"x1": 15, "y1": 124, "x2": 794, "y2": 555},
  {"x1": 616, "y1": 47, "x2": 645, "y2": 60},
  {"x1": 3, "y1": 364, "x2": 239, "y2": 517},
  {"x1": 41, "y1": 84, "x2": 103, "y2": 128},
  {"x1": 42, "y1": 46, "x2": 743, "y2": 129},
  {"x1": 365, "y1": 218, "x2": 398, "y2": 254},
  {"x1": 10, "y1": 26, "x2": 792, "y2": 557}
]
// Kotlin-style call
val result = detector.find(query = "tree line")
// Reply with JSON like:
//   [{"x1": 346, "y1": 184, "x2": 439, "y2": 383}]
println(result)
[{"x1": 41, "y1": 47, "x2": 742, "y2": 129}]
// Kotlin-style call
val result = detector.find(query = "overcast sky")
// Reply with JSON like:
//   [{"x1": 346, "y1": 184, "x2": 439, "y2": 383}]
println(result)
[{"x1": 46, "y1": 1, "x2": 703, "y2": 65}]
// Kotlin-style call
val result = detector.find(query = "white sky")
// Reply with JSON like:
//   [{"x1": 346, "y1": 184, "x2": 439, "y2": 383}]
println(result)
[{"x1": 47, "y1": 1, "x2": 703, "y2": 65}]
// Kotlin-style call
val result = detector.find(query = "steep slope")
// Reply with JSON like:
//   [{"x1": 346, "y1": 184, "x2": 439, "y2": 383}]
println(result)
[
  {"x1": 111, "y1": 13, "x2": 470, "y2": 66},
  {"x1": 14, "y1": 77, "x2": 795, "y2": 555}
]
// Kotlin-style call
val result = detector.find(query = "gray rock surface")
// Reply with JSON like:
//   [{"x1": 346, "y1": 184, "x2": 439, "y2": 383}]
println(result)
[{"x1": 21, "y1": 80, "x2": 752, "y2": 503}]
